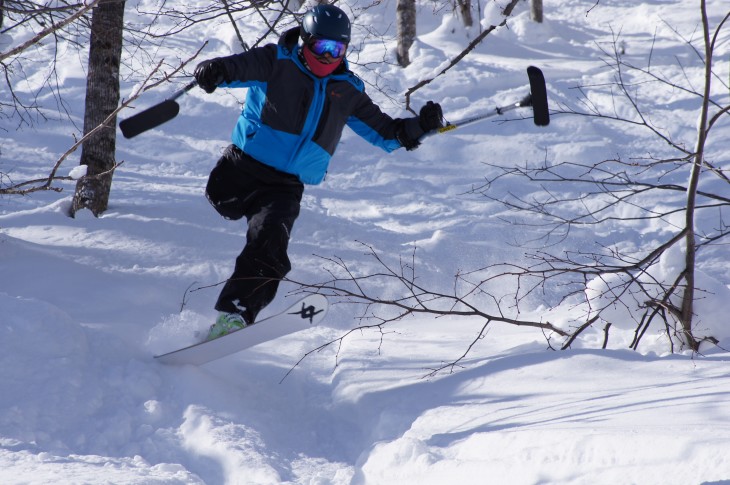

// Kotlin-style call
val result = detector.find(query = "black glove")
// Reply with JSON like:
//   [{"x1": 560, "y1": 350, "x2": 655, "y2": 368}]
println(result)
[
  {"x1": 194, "y1": 59, "x2": 227, "y2": 93},
  {"x1": 395, "y1": 101, "x2": 444, "y2": 151},
  {"x1": 419, "y1": 101, "x2": 444, "y2": 132}
]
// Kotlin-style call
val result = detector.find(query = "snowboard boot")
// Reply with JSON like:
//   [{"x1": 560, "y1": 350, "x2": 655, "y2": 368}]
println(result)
[{"x1": 206, "y1": 312, "x2": 248, "y2": 341}]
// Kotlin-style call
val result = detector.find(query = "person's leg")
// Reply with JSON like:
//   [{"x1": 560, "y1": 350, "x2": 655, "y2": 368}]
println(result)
[
  {"x1": 214, "y1": 183, "x2": 303, "y2": 323},
  {"x1": 205, "y1": 146, "x2": 253, "y2": 221}
]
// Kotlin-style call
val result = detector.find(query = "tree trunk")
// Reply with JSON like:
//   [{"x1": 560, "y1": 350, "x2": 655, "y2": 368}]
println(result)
[
  {"x1": 531, "y1": 0, "x2": 543, "y2": 23},
  {"x1": 71, "y1": 0, "x2": 125, "y2": 217},
  {"x1": 456, "y1": 0, "x2": 473, "y2": 28},
  {"x1": 679, "y1": 1, "x2": 713, "y2": 351},
  {"x1": 396, "y1": 0, "x2": 416, "y2": 67}
]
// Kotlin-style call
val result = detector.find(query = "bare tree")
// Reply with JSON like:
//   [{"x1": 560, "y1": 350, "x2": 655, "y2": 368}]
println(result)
[
  {"x1": 530, "y1": 0, "x2": 543, "y2": 23},
  {"x1": 1, "y1": 0, "x2": 296, "y2": 202},
  {"x1": 454, "y1": 0, "x2": 473, "y2": 28},
  {"x1": 130, "y1": 0, "x2": 298, "y2": 45},
  {"x1": 677, "y1": 2, "x2": 729, "y2": 347},
  {"x1": 70, "y1": 0, "x2": 126, "y2": 217},
  {"x1": 1, "y1": 1, "x2": 102, "y2": 196},
  {"x1": 0, "y1": 1, "x2": 102, "y2": 126},
  {"x1": 282, "y1": 244, "x2": 569, "y2": 377},
  {"x1": 396, "y1": 0, "x2": 416, "y2": 67},
  {"x1": 405, "y1": 0, "x2": 519, "y2": 111},
  {"x1": 475, "y1": 7, "x2": 730, "y2": 351}
]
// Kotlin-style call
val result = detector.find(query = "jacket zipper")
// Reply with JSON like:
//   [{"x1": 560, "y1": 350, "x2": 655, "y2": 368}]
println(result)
[{"x1": 288, "y1": 76, "x2": 327, "y2": 171}]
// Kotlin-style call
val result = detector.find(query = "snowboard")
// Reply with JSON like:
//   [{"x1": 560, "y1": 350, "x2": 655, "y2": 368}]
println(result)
[{"x1": 155, "y1": 293, "x2": 328, "y2": 365}]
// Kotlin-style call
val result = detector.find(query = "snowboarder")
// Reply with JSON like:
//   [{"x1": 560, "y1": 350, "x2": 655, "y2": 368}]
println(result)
[{"x1": 194, "y1": 4, "x2": 444, "y2": 340}]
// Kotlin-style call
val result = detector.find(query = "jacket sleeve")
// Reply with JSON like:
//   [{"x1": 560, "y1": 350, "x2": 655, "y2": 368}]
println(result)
[
  {"x1": 217, "y1": 45, "x2": 278, "y2": 87},
  {"x1": 346, "y1": 91, "x2": 405, "y2": 152}
]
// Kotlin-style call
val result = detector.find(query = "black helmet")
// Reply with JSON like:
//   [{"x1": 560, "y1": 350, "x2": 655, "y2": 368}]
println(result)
[{"x1": 300, "y1": 4, "x2": 351, "y2": 43}]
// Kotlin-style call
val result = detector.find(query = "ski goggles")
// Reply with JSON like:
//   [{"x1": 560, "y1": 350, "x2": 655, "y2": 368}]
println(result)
[{"x1": 308, "y1": 38, "x2": 347, "y2": 58}]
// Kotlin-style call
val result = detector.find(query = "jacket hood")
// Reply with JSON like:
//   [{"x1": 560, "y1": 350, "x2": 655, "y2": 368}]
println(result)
[{"x1": 279, "y1": 27, "x2": 301, "y2": 52}]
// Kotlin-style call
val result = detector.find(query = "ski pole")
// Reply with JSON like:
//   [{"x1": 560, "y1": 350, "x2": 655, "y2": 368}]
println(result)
[
  {"x1": 421, "y1": 66, "x2": 549, "y2": 139},
  {"x1": 423, "y1": 93, "x2": 535, "y2": 139},
  {"x1": 119, "y1": 80, "x2": 197, "y2": 139}
]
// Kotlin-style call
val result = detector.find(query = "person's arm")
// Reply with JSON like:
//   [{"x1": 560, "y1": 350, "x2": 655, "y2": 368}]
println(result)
[
  {"x1": 347, "y1": 94, "x2": 444, "y2": 151},
  {"x1": 193, "y1": 45, "x2": 277, "y2": 92}
]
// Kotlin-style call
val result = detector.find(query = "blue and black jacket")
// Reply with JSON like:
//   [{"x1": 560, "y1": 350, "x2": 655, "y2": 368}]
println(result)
[{"x1": 216, "y1": 28, "x2": 411, "y2": 185}]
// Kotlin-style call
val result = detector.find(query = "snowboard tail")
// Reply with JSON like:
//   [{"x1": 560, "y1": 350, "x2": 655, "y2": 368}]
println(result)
[{"x1": 155, "y1": 294, "x2": 328, "y2": 365}]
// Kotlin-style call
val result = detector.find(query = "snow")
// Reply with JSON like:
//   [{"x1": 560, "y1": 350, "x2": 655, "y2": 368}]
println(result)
[{"x1": 2, "y1": 0, "x2": 730, "y2": 483}]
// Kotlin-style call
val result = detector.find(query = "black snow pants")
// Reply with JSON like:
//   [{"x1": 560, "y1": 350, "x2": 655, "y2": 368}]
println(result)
[{"x1": 206, "y1": 144, "x2": 304, "y2": 323}]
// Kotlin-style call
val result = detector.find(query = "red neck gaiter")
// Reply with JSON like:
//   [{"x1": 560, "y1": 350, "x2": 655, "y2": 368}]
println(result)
[{"x1": 302, "y1": 45, "x2": 343, "y2": 77}]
